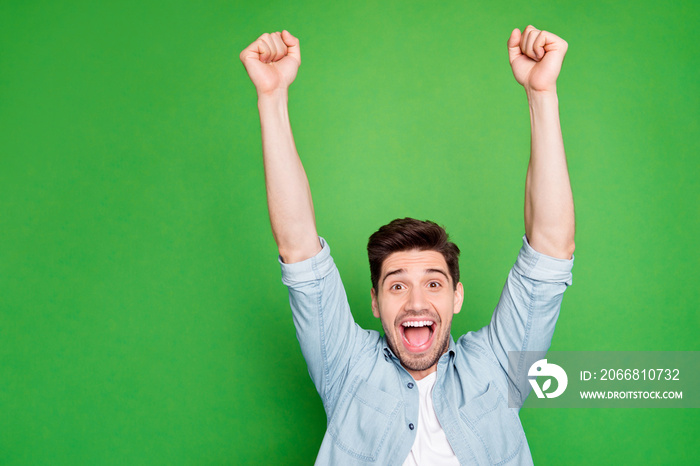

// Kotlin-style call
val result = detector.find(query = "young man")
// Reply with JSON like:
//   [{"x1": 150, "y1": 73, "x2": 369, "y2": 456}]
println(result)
[{"x1": 241, "y1": 26, "x2": 575, "y2": 465}]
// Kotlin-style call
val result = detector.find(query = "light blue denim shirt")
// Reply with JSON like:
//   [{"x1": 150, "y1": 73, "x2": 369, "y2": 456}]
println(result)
[{"x1": 279, "y1": 237, "x2": 573, "y2": 465}]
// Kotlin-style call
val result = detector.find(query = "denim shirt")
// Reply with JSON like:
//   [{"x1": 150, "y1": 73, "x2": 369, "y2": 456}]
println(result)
[{"x1": 279, "y1": 237, "x2": 573, "y2": 465}]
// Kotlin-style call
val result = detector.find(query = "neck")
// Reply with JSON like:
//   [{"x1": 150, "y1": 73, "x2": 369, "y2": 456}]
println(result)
[{"x1": 407, "y1": 364, "x2": 437, "y2": 381}]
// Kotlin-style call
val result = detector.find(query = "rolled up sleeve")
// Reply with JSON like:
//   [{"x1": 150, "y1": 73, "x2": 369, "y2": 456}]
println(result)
[
  {"x1": 513, "y1": 235, "x2": 573, "y2": 285},
  {"x1": 468, "y1": 236, "x2": 574, "y2": 407},
  {"x1": 279, "y1": 238, "x2": 368, "y2": 410},
  {"x1": 280, "y1": 237, "x2": 336, "y2": 286}
]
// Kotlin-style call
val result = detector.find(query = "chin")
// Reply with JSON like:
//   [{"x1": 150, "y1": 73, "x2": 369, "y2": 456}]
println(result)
[
  {"x1": 400, "y1": 354, "x2": 440, "y2": 372},
  {"x1": 392, "y1": 330, "x2": 451, "y2": 373}
]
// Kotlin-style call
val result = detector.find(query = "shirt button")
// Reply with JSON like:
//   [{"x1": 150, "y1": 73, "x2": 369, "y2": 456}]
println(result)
[
  {"x1": 409, "y1": 423, "x2": 415, "y2": 430},
  {"x1": 407, "y1": 382, "x2": 414, "y2": 389}
]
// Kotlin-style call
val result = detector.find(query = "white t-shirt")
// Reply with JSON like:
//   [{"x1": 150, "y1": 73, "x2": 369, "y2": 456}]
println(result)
[{"x1": 402, "y1": 372, "x2": 461, "y2": 466}]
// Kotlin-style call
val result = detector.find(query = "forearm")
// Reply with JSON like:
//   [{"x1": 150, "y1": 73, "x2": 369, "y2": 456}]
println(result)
[
  {"x1": 524, "y1": 90, "x2": 575, "y2": 259},
  {"x1": 258, "y1": 90, "x2": 320, "y2": 263}
]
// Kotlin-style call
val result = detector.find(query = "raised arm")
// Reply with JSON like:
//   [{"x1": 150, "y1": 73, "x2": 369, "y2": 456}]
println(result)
[
  {"x1": 508, "y1": 26, "x2": 575, "y2": 259},
  {"x1": 240, "y1": 31, "x2": 321, "y2": 263}
]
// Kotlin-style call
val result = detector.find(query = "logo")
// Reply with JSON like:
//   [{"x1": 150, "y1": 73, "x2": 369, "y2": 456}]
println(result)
[{"x1": 528, "y1": 359, "x2": 568, "y2": 398}]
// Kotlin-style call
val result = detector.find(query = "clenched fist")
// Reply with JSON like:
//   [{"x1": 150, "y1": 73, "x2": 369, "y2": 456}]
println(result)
[
  {"x1": 508, "y1": 26, "x2": 568, "y2": 93},
  {"x1": 240, "y1": 30, "x2": 301, "y2": 96}
]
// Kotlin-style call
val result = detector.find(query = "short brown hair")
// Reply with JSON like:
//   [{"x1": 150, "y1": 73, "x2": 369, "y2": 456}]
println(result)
[{"x1": 367, "y1": 218, "x2": 460, "y2": 290}]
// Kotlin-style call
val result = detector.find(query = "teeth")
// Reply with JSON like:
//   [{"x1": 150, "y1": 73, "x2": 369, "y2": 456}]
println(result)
[{"x1": 402, "y1": 320, "x2": 434, "y2": 328}]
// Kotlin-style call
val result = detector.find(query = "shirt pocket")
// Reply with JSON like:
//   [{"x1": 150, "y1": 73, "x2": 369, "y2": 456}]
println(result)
[
  {"x1": 328, "y1": 376, "x2": 403, "y2": 462},
  {"x1": 459, "y1": 383, "x2": 524, "y2": 465}
]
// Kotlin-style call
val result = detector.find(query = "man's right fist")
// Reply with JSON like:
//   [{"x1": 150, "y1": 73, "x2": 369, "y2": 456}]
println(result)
[{"x1": 240, "y1": 30, "x2": 301, "y2": 96}]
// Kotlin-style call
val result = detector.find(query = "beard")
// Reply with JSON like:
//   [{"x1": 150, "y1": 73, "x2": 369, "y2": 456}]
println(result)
[{"x1": 383, "y1": 319, "x2": 452, "y2": 373}]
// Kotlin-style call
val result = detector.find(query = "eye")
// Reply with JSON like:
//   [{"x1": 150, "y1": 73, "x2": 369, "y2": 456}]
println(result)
[
  {"x1": 428, "y1": 281, "x2": 441, "y2": 288},
  {"x1": 390, "y1": 283, "x2": 405, "y2": 291}
]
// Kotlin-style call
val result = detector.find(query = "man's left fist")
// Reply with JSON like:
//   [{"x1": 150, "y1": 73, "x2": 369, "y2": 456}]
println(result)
[{"x1": 507, "y1": 26, "x2": 568, "y2": 93}]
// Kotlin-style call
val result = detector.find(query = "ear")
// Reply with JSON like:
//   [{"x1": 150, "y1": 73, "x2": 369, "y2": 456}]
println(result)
[
  {"x1": 453, "y1": 282, "x2": 464, "y2": 314},
  {"x1": 371, "y1": 288, "x2": 380, "y2": 318}
]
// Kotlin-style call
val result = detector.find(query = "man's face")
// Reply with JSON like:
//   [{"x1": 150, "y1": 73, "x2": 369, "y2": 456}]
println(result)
[{"x1": 371, "y1": 249, "x2": 464, "y2": 380}]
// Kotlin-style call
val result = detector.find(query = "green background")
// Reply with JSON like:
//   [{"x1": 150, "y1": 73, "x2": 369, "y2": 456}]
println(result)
[{"x1": 1, "y1": 0, "x2": 697, "y2": 464}]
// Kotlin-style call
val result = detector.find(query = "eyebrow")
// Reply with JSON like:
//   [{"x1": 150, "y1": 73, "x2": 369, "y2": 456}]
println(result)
[{"x1": 381, "y1": 268, "x2": 450, "y2": 286}]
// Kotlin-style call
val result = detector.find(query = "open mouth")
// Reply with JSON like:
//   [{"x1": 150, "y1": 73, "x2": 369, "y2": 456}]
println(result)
[{"x1": 399, "y1": 320, "x2": 437, "y2": 353}]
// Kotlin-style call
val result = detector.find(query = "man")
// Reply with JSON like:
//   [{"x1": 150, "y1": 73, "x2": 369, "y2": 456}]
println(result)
[{"x1": 240, "y1": 26, "x2": 575, "y2": 465}]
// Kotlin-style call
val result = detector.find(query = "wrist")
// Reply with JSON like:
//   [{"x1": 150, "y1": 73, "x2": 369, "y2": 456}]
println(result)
[
  {"x1": 257, "y1": 89, "x2": 290, "y2": 124},
  {"x1": 257, "y1": 88, "x2": 289, "y2": 104},
  {"x1": 526, "y1": 87, "x2": 558, "y2": 104},
  {"x1": 523, "y1": 84, "x2": 557, "y2": 99}
]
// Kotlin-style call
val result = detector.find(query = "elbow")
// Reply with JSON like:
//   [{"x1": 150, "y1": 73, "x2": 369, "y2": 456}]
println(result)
[
  {"x1": 528, "y1": 231, "x2": 575, "y2": 260},
  {"x1": 278, "y1": 237, "x2": 323, "y2": 264},
  {"x1": 552, "y1": 238, "x2": 576, "y2": 260},
  {"x1": 562, "y1": 240, "x2": 575, "y2": 260}
]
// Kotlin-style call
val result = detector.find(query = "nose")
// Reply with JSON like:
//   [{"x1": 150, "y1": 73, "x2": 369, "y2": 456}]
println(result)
[{"x1": 406, "y1": 286, "x2": 429, "y2": 312}]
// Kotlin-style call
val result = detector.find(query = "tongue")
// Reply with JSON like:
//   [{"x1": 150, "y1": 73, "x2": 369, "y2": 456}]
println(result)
[{"x1": 404, "y1": 326, "x2": 431, "y2": 347}]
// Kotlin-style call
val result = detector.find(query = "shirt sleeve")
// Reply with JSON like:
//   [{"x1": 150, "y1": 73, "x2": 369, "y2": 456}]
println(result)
[
  {"x1": 279, "y1": 237, "x2": 374, "y2": 410},
  {"x1": 468, "y1": 236, "x2": 574, "y2": 407}
]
